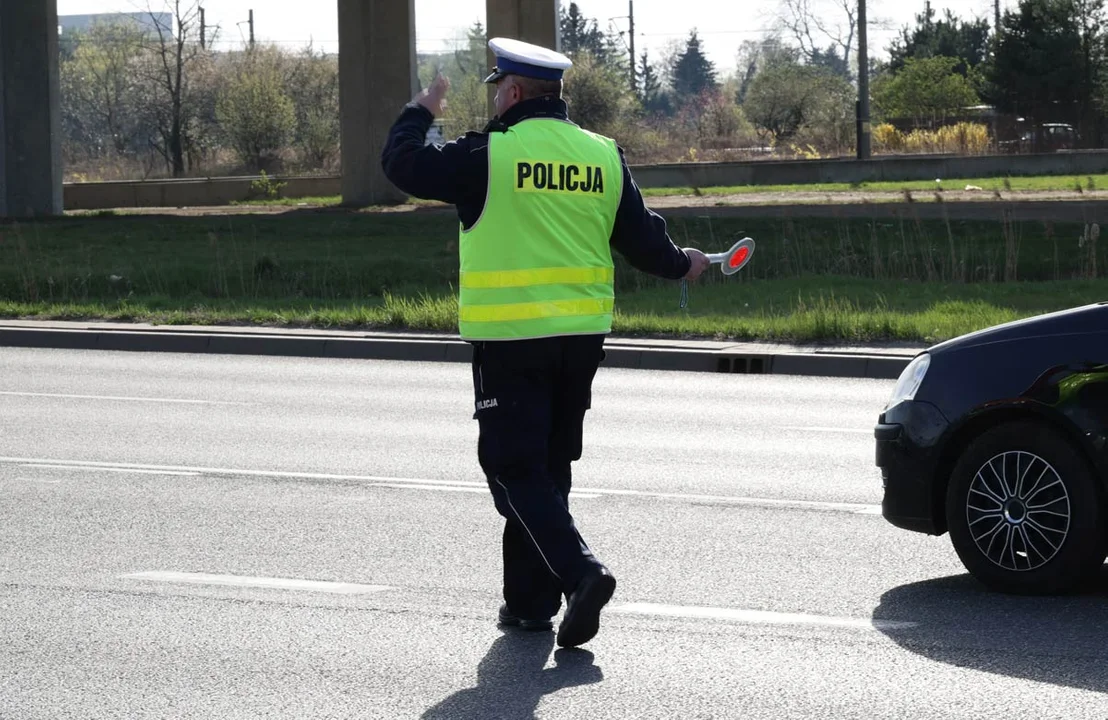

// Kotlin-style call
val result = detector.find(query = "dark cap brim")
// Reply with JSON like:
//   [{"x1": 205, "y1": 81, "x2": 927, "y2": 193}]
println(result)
[{"x1": 483, "y1": 69, "x2": 507, "y2": 84}]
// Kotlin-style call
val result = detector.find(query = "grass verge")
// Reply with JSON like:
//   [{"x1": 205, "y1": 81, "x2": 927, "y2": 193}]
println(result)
[
  {"x1": 1, "y1": 279, "x2": 1103, "y2": 344},
  {"x1": 2, "y1": 212, "x2": 1105, "y2": 344},
  {"x1": 639, "y1": 173, "x2": 1108, "y2": 198}
]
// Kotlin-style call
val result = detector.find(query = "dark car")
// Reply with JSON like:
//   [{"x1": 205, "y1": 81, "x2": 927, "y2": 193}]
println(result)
[
  {"x1": 998, "y1": 122, "x2": 1080, "y2": 154},
  {"x1": 876, "y1": 302, "x2": 1108, "y2": 595}
]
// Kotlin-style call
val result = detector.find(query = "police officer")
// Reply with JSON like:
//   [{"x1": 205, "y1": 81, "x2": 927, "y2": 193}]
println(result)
[{"x1": 381, "y1": 37, "x2": 710, "y2": 649}]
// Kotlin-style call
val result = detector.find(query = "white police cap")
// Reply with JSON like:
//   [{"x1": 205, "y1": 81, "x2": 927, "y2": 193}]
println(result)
[{"x1": 483, "y1": 37, "x2": 573, "y2": 84}]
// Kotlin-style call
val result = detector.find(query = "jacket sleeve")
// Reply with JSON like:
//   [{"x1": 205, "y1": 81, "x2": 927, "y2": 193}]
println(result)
[
  {"x1": 380, "y1": 104, "x2": 486, "y2": 207},
  {"x1": 609, "y1": 150, "x2": 692, "y2": 281}
]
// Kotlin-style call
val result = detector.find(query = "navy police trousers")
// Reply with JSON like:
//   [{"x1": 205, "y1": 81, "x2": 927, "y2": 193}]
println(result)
[{"x1": 470, "y1": 334, "x2": 608, "y2": 621}]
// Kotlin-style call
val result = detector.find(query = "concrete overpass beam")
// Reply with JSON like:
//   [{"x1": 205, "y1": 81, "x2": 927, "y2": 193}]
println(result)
[
  {"x1": 486, "y1": 0, "x2": 561, "y2": 50},
  {"x1": 338, "y1": 0, "x2": 417, "y2": 206},
  {"x1": 0, "y1": 0, "x2": 63, "y2": 218},
  {"x1": 485, "y1": 0, "x2": 561, "y2": 114}
]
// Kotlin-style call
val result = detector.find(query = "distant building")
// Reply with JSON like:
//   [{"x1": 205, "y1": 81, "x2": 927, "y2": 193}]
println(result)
[{"x1": 58, "y1": 12, "x2": 174, "y2": 39}]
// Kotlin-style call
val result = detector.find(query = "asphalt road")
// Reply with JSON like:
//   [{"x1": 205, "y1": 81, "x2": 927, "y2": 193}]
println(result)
[{"x1": 2, "y1": 347, "x2": 1107, "y2": 719}]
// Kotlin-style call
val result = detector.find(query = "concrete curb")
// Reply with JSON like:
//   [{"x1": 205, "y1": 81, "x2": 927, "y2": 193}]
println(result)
[{"x1": 0, "y1": 324, "x2": 916, "y2": 380}]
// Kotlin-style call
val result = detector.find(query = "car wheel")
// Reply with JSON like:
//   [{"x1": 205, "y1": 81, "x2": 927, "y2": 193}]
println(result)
[{"x1": 946, "y1": 421, "x2": 1107, "y2": 595}]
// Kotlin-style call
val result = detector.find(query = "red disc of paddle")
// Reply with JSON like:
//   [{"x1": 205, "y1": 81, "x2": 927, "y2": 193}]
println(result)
[{"x1": 730, "y1": 246, "x2": 750, "y2": 269}]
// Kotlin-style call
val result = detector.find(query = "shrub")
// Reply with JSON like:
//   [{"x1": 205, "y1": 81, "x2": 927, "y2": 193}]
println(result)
[
  {"x1": 873, "y1": 123, "x2": 905, "y2": 153},
  {"x1": 216, "y1": 48, "x2": 296, "y2": 172}
]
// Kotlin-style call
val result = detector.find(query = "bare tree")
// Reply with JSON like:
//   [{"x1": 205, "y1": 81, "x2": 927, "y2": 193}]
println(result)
[
  {"x1": 285, "y1": 46, "x2": 341, "y2": 171},
  {"x1": 137, "y1": 0, "x2": 211, "y2": 177},
  {"x1": 772, "y1": 0, "x2": 895, "y2": 79},
  {"x1": 657, "y1": 38, "x2": 686, "y2": 92},
  {"x1": 774, "y1": 0, "x2": 857, "y2": 76},
  {"x1": 62, "y1": 22, "x2": 147, "y2": 157},
  {"x1": 735, "y1": 35, "x2": 800, "y2": 103}
]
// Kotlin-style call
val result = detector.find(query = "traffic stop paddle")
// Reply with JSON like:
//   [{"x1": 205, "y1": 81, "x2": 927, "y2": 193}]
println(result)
[
  {"x1": 680, "y1": 237, "x2": 756, "y2": 308},
  {"x1": 707, "y1": 237, "x2": 755, "y2": 275}
]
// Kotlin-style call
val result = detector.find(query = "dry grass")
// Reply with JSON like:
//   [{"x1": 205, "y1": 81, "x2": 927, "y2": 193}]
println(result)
[{"x1": 873, "y1": 122, "x2": 992, "y2": 156}]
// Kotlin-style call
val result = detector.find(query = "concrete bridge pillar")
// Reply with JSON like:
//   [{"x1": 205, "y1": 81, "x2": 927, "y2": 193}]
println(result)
[
  {"x1": 486, "y1": 0, "x2": 561, "y2": 115},
  {"x1": 338, "y1": 0, "x2": 418, "y2": 207},
  {"x1": 338, "y1": 0, "x2": 560, "y2": 207},
  {"x1": 486, "y1": 0, "x2": 561, "y2": 52},
  {"x1": 0, "y1": 0, "x2": 63, "y2": 218}
]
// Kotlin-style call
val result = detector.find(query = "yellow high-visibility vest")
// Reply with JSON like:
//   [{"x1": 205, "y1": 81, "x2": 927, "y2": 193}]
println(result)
[{"x1": 457, "y1": 118, "x2": 624, "y2": 341}]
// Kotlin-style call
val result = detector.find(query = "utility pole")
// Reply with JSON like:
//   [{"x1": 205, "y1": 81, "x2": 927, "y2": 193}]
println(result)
[
  {"x1": 199, "y1": 5, "x2": 206, "y2": 49},
  {"x1": 857, "y1": 0, "x2": 871, "y2": 159},
  {"x1": 995, "y1": 0, "x2": 1001, "y2": 33},
  {"x1": 249, "y1": 9, "x2": 255, "y2": 47},
  {"x1": 628, "y1": 1, "x2": 636, "y2": 95}
]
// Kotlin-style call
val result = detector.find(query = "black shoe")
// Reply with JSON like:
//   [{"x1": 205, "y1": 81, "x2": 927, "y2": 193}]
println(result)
[
  {"x1": 498, "y1": 603, "x2": 554, "y2": 632},
  {"x1": 556, "y1": 568, "x2": 616, "y2": 648}
]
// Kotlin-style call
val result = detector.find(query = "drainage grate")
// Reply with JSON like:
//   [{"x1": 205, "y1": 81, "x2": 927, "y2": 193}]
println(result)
[{"x1": 716, "y1": 356, "x2": 767, "y2": 374}]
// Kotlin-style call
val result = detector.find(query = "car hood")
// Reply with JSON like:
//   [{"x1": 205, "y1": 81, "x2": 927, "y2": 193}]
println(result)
[{"x1": 928, "y1": 302, "x2": 1108, "y2": 355}]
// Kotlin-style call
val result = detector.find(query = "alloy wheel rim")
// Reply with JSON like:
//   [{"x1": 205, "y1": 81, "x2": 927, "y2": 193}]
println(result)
[{"x1": 966, "y1": 451, "x2": 1070, "y2": 572}]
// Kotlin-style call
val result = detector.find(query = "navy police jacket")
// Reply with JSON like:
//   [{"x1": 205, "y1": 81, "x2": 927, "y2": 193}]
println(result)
[{"x1": 380, "y1": 95, "x2": 693, "y2": 281}]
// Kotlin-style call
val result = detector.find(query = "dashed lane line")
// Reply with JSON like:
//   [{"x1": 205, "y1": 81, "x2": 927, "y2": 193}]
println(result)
[
  {"x1": 21, "y1": 463, "x2": 201, "y2": 477},
  {"x1": 613, "y1": 603, "x2": 917, "y2": 631},
  {"x1": 1, "y1": 457, "x2": 880, "y2": 515},
  {"x1": 0, "y1": 390, "x2": 250, "y2": 405},
  {"x1": 119, "y1": 571, "x2": 394, "y2": 594},
  {"x1": 113, "y1": 573, "x2": 912, "y2": 631}
]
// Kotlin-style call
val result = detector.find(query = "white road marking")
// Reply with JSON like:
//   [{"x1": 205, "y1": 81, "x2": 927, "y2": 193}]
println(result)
[
  {"x1": 613, "y1": 603, "x2": 917, "y2": 631},
  {"x1": 371, "y1": 483, "x2": 601, "y2": 499},
  {"x1": 120, "y1": 571, "x2": 394, "y2": 594},
  {"x1": 571, "y1": 486, "x2": 878, "y2": 514},
  {"x1": 0, "y1": 390, "x2": 248, "y2": 405},
  {"x1": 370, "y1": 478, "x2": 487, "y2": 489},
  {"x1": 0, "y1": 457, "x2": 879, "y2": 515},
  {"x1": 22, "y1": 464, "x2": 200, "y2": 477},
  {"x1": 777, "y1": 426, "x2": 874, "y2": 435}
]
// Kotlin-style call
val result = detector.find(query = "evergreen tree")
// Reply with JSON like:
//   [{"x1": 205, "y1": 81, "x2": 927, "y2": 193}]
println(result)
[
  {"x1": 637, "y1": 51, "x2": 671, "y2": 113},
  {"x1": 810, "y1": 46, "x2": 850, "y2": 79},
  {"x1": 560, "y1": 3, "x2": 612, "y2": 62},
  {"x1": 987, "y1": 0, "x2": 1104, "y2": 146},
  {"x1": 638, "y1": 52, "x2": 660, "y2": 102},
  {"x1": 989, "y1": 0, "x2": 1087, "y2": 114},
  {"x1": 671, "y1": 30, "x2": 718, "y2": 103},
  {"x1": 455, "y1": 22, "x2": 487, "y2": 78},
  {"x1": 888, "y1": 7, "x2": 991, "y2": 77}
]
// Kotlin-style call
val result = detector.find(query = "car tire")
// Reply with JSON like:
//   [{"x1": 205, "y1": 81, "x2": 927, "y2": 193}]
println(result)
[{"x1": 946, "y1": 421, "x2": 1106, "y2": 595}]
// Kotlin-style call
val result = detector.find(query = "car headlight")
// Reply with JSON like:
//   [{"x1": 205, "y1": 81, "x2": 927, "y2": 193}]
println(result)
[{"x1": 886, "y1": 353, "x2": 931, "y2": 410}]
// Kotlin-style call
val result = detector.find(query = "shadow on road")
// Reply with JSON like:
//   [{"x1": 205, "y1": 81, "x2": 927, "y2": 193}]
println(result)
[
  {"x1": 422, "y1": 631, "x2": 603, "y2": 719},
  {"x1": 873, "y1": 569, "x2": 1108, "y2": 692}
]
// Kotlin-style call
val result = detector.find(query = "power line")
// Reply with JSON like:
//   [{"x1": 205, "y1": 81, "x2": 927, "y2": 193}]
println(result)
[
  {"x1": 606, "y1": 1, "x2": 637, "y2": 94},
  {"x1": 637, "y1": 28, "x2": 901, "y2": 37}
]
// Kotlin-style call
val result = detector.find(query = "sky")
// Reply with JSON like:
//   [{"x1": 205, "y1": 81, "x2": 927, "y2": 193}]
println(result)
[{"x1": 58, "y1": 0, "x2": 1012, "y2": 76}]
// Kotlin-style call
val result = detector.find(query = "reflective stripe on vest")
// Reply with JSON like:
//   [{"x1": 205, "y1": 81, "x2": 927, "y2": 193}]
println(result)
[
  {"x1": 459, "y1": 266, "x2": 615, "y2": 290},
  {"x1": 459, "y1": 297, "x2": 615, "y2": 324},
  {"x1": 457, "y1": 118, "x2": 623, "y2": 341}
]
